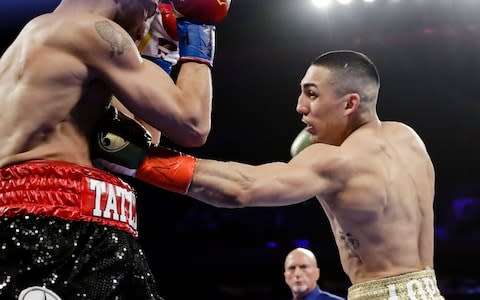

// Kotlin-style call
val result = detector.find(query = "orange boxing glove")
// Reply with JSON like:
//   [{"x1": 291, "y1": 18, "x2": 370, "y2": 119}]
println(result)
[
  {"x1": 135, "y1": 146, "x2": 197, "y2": 194},
  {"x1": 92, "y1": 108, "x2": 196, "y2": 194}
]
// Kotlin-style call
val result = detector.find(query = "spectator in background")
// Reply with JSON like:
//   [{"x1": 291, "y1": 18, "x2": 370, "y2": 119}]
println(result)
[{"x1": 284, "y1": 248, "x2": 345, "y2": 300}]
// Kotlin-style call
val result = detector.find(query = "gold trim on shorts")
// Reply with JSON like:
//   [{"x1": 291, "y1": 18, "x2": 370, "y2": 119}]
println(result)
[{"x1": 348, "y1": 269, "x2": 444, "y2": 300}]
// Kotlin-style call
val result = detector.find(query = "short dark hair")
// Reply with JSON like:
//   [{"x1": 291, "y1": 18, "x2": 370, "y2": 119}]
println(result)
[{"x1": 312, "y1": 50, "x2": 380, "y2": 103}]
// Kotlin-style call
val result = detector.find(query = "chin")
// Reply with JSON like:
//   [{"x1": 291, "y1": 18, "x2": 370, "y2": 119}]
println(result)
[{"x1": 292, "y1": 285, "x2": 309, "y2": 294}]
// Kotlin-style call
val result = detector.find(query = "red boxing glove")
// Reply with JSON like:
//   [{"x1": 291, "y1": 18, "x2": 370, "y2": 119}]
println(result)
[
  {"x1": 171, "y1": 0, "x2": 231, "y2": 25},
  {"x1": 138, "y1": 2, "x2": 180, "y2": 74},
  {"x1": 158, "y1": 2, "x2": 178, "y2": 40}
]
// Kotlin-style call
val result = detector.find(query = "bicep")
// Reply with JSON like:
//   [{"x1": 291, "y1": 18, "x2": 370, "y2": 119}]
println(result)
[
  {"x1": 248, "y1": 144, "x2": 352, "y2": 206},
  {"x1": 97, "y1": 50, "x2": 182, "y2": 127},
  {"x1": 249, "y1": 146, "x2": 351, "y2": 206},
  {"x1": 244, "y1": 161, "x2": 330, "y2": 207},
  {"x1": 84, "y1": 20, "x2": 183, "y2": 132}
]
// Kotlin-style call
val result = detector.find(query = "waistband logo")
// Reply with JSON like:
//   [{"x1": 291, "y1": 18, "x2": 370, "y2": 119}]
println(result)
[
  {"x1": 387, "y1": 277, "x2": 442, "y2": 299},
  {"x1": 84, "y1": 178, "x2": 137, "y2": 231}
]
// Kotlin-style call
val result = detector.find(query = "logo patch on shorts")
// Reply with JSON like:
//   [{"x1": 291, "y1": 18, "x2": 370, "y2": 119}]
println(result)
[
  {"x1": 18, "y1": 286, "x2": 61, "y2": 300},
  {"x1": 81, "y1": 177, "x2": 138, "y2": 233}
]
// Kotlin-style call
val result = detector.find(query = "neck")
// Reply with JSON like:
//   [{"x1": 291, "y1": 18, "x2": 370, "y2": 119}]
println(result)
[
  {"x1": 340, "y1": 112, "x2": 380, "y2": 145},
  {"x1": 293, "y1": 294, "x2": 304, "y2": 300}
]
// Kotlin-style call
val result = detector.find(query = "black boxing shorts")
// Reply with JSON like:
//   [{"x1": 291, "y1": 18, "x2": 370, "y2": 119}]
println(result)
[{"x1": 0, "y1": 160, "x2": 163, "y2": 300}]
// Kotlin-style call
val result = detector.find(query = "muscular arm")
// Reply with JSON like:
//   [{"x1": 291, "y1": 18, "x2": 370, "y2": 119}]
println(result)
[
  {"x1": 83, "y1": 18, "x2": 211, "y2": 147},
  {"x1": 187, "y1": 144, "x2": 349, "y2": 208}
]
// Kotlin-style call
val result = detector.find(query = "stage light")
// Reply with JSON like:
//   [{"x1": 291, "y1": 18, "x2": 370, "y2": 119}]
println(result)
[
  {"x1": 312, "y1": 0, "x2": 332, "y2": 8},
  {"x1": 337, "y1": 0, "x2": 353, "y2": 5},
  {"x1": 363, "y1": 0, "x2": 375, "y2": 2}
]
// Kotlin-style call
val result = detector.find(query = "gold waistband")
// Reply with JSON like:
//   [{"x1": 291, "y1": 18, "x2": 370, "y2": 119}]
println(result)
[{"x1": 348, "y1": 269, "x2": 444, "y2": 300}]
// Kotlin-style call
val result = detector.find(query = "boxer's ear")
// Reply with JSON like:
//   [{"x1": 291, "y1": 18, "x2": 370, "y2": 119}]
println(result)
[{"x1": 342, "y1": 93, "x2": 361, "y2": 116}]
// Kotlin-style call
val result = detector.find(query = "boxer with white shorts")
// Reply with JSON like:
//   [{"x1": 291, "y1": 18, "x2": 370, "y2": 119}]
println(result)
[{"x1": 96, "y1": 50, "x2": 445, "y2": 300}]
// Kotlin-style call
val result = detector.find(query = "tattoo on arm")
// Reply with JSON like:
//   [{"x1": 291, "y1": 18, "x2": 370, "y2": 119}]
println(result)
[
  {"x1": 338, "y1": 231, "x2": 360, "y2": 250},
  {"x1": 95, "y1": 21, "x2": 132, "y2": 57}
]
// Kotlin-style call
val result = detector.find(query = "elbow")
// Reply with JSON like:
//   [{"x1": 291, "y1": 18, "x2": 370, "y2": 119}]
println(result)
[
  {"x1": 182, "y1": 135, "x2": 207, "y2": 148},
  {"x1": 177, "y1": 107, "x2": 211, "y2": 147},
  {"x1": 180, "y1": 123, "x2": 211, "y2": 147},
  {"x1": 174, "y1": 93, "x2": 212, "y2": 146},
  {"x1": 167, "y1": 114, "x2": 211, "y2": 147},
  {"x1": 190, "y1": 123, "x2": 211, "y2": 146}
]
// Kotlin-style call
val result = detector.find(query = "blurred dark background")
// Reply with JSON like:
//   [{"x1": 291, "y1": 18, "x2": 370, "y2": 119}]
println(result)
[{"x1": 1, "y1": 0, "x2": 480, "y2": 299}]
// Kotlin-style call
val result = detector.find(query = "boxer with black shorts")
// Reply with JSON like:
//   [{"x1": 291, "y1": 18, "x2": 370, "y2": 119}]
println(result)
[
  {"x1": 0, "y1": 161, "x2": 159, "y2": 299},
  {"x1": 0, "y1": 0, "x2": 224, "y2": 298}
]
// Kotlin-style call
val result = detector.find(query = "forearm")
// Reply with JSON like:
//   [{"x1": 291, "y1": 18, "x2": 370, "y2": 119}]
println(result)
[
  {"x1": 136, "y1": 6, "x2": 215, "y2": 147},
  {"x1": 175, "y1": 62, "x2": 212, "y2": 142},
  {"x1": 187, "y1": 159, "x2": 255, "y2": 208},
  {"x1": 187, "y1": 159, "x2": 307, "y2": 208}
]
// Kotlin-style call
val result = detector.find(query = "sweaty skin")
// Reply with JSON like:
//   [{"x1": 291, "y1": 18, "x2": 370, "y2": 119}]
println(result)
[
  {"x1": 185, "y1": 64, "x2": 435, "y2": 284},
  {"x1": 0, "y1": 0, "x2": 212, "y2": 168}
]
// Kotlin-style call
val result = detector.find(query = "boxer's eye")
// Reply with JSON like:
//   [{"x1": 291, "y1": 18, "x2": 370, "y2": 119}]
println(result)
[{"x1": 306, "y1": 90, "x2": 317, "y2": 99}]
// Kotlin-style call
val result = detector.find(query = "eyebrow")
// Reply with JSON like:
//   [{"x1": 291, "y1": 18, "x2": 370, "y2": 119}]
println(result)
[
  {"x1": 301, "y1": 82, "x2": 317, "y2": 89},
  {"x1": 287, "y1": 264, "x2": 310, "y2": 269}
]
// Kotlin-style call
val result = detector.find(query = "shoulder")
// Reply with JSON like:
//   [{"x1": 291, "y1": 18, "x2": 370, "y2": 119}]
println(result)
[
  {"x1": 43, "y1": 12, "x2": 138, "y2": 65},
  {"x1": 289, "y1": 142, "x2": 355, "y2": 196},
  {"x1": 68, "y1": 14, "x2": 141, "y2": 73},
  {"x1": 382, "y1": 121, "x2": 419, "y2": 135},
  {"x1": 89, "y1": 17, "x2": 134, "y2": 47},
  {"x1": 344, "y1": 120, "x2": 426, "y2": 153},
  {"x1": 381, "y1": 121, "x2": 428, "y2": 151},
  {"x1": 79, "y1": 15, "x2": 136, "y2": 55},
  {"x1": 380, "y1": 121, "x2": 425, "y2": 142},
  {"x1": 292, "y1": 142, "x2": 353, "y2": 174}
]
